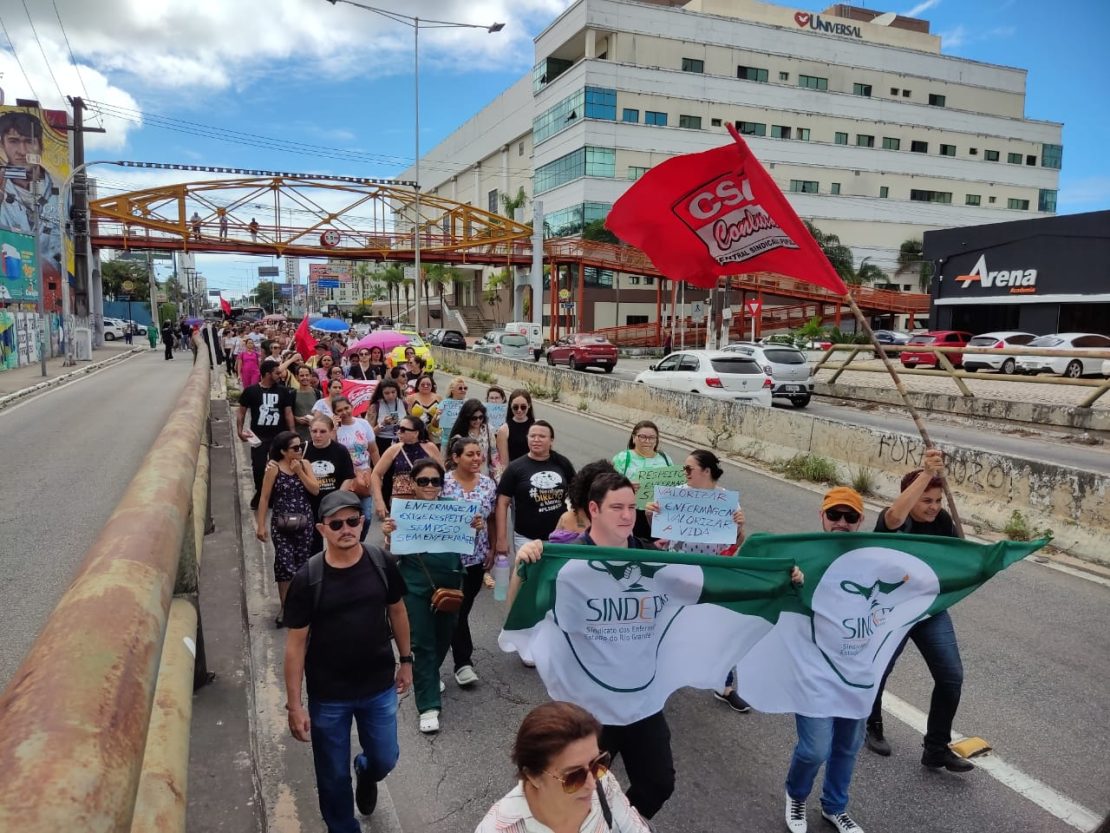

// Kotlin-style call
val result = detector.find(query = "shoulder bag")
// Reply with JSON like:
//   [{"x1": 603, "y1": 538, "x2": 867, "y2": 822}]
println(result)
[
  {"x1": 391, "y1": 446, "x2": 417, "y2": 498},
  {"x1": 415, "y1": 555, "x2": 464, "y2": 614},
  {"x1": 274, "y1": 513, "x2": 311, "y2": 534}
]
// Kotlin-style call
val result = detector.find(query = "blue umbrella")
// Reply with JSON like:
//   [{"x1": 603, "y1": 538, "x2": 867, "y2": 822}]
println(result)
[{"x1": 308, "y1": 317, "x2": 349, "y2": 333}]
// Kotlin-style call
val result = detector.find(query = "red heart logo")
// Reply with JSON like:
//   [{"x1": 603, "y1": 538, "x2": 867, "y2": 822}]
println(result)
[{"x1": 795, "y1": 12, "x2": 811, "y2": 26}]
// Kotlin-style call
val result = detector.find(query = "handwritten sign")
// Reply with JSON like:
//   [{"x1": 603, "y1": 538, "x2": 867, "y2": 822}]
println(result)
[
  {"x1": 635, "y1": 465, "x2": 686, "y2": 509},
  {"x1": 486, "y1": 402, "x2": 508, "y2": 432},
  {"x1": 650, "y1": 487, "x2": 740, "y2": 545},
  {"x1": 390, "y1": 498, "x2": 479, "y2": 555},
  {"x1": 438, "y1": 398, "x2": 464, "y2": 449}
]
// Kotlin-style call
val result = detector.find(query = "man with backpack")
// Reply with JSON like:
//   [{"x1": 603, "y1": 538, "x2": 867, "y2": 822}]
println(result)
[{"x1": 283, "y1": 491, "x2": 413, "y2": 832}]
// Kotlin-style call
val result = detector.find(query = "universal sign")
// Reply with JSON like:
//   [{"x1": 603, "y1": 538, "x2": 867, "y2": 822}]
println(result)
[
  {"x1": 793, "y1": 12, "x2": 862, "y2": 39},
  {"x1": 956, "y1": 255, "x2": 1038, "y2": 295}
]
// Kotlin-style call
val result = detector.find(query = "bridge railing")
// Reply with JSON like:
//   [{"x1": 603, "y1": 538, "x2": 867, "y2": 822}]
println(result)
[{"x1": 0, "y1": 351, "x2": 213, "y2": 833}]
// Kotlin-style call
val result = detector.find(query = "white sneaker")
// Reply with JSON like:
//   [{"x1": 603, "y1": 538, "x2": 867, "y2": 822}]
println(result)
[
  {"x1": 521, "y1": 657, "x2": 536, "y2": 668},
  {"x1": 454, "y1": 665, "x2": 479, "y2": 686},
  {"x1": 821, "y1": 810, "x2": 863, "y2": 833},
  {"x1": 419, "y1": 710, "x2": 440, "y2": 734},
  {"x1": 439, "y1": 679, "x2": 445, "y2": 693},
  {"x1": 785, "y1": 793, "x2": 807, "y2": 833}
]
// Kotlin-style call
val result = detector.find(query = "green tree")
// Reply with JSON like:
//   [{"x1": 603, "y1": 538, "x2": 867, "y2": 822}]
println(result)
[
  {"x1": 582, "y1": 218, "x2": 618, "y2": 243},
  {"x1": 164, "y1": 276, "x2": 184, "y2": 304},
  {"x1": 855, "y1": 261, "x2": 887, "y2": 286},
  {"x1": 102, "y1": 259, "x2": 151, "y2": 301},
  {"x1": 897, "y1": 238, "x2": 934, "y2": 291},
  {"x1": 500, "y1": 186, "x2": 528, "y2": 220},
  {"x1": 484, "y1": 268, "x2": 510, "y2": 322},
  {"x1": 425, "y1": 263, "x2": 461, "y2": 317},
  {"x1": 380, "y1": 263, "x2": 405, "y2": 321},
  {"x1": 252, "y1": 281, "x2": 281, "y2": 311},
  {"x1": 803, "y1": 221, "x2": 855, "y2": 286}
]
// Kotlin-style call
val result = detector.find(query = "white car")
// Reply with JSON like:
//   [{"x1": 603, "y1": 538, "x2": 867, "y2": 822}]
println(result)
[
  {"x1": 723, "y1": 342, "x2": 814, "y2": 407},
  {"x1": 1015, "y1": 333, "x2": 1110, "y2": 378},
  {"x1": 963, "y1": 331, "x2": 1037, "y2": 375},
  {"x1": 634, "y1": 350, "x2": 773, "y2": 407},
  {"x1": 101, "y1": 317, "x2": 127, "y2": 341}
]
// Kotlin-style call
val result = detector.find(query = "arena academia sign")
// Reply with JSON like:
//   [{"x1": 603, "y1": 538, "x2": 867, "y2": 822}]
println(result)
[
  {"x1": 956, "y1": 255, "x2": 1038, "y2": 295},
  {"x1": 793, "y1": 12, "x2": 863, "y2": 39}
]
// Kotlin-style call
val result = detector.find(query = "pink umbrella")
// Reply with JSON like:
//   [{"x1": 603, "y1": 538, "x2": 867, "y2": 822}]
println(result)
[{"x1": 346, "y1": 330, "x2": 411, "y2": 356}]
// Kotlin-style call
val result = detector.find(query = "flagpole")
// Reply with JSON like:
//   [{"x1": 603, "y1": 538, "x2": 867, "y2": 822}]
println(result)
[{"x1": 841, "y1": 293, "x2": 964, "y2": 538}]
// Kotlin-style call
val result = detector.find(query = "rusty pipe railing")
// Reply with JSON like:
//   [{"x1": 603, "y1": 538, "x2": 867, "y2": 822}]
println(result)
[{"x1": 0, "y1": 355, "x2": 211, "y2": 833}]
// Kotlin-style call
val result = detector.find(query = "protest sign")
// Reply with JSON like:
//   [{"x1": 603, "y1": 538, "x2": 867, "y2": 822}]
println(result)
[
  {"x1": 650, "y1": 486, "x2": 740, "y2": 545},
  {"x1": 438, "y1": 398, "x2": 463, "y2": 450},
  {"x1": 390, "y1": 498, "x2": 479, "y2": 555},
  {"x1": 635, "y1": 465, "x2": 686, "y2": 509},
  {"x1": 486, "y1": 402, "x2": 508, "y2": 432}
]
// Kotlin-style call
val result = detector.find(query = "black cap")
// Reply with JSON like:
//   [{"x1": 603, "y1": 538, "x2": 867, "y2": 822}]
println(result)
[{"x1": 318, "y1": 490, "x2": 362, "y2": 521}]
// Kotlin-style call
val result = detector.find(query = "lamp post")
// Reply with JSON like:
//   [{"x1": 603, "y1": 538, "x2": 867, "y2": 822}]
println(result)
[{"x1": 325, "y1": 0, "x2": 504, "y2": 331}]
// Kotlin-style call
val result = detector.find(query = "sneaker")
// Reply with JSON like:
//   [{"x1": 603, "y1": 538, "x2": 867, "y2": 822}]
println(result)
[
  {"x1": 713, "y1": 689, "x2": 751, "y2": 713},
  {"x1": 419, "y1": 710, "x2": 440, "y2": 734},
  {"x1": 354, "y1": 755, "x2": 378, "y2": 815},
  {"x1": 785, "y1": 793, "x2": 807, "y2": 833},
  {"x1": 454, "y1": 665, "x2": 479, "y2": 687},
  {"x1": 922, "y1": 747, "x2": 974, "y2": 773},
  {"x1": 821, "y1": 810, "x2": 863, "y2": 833},
  {"x1": 864, "y1": 723, "x2": 891, "y2": 757}
]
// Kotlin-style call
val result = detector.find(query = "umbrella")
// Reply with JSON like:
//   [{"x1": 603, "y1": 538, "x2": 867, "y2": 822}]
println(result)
[
  {"x1": 347, "y1": 329, "x2": 411, "y2": 355},
  {"x1": 263, "y1": 313, "x2": 286, "y2": 322},
  {"x1": 185, "y1": 317, "x2": 204, "y2": 326},
  {"x1": 308, "y1": 317, "x2": 350, "y2": 333}
]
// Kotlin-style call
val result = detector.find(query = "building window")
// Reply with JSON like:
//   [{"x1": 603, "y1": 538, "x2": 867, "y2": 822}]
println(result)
[
  {"x1": 645, "y1": 111, "x2": 667, "y2": 126},
  {"x1": 681, "y1": 57, "x2": 704, "y2": 73},
  {"x1": 1007, "y1": 152, "x2": 1022, "y2": 164},
  {"x1": 737, "y1": 66, "x2": 769, "y2": 82},
  {"x1": 1038, "y1": 189, "x2": 1057, "y2": 213},
  {"x1": 798, "y1": 74, "x2": 828, "y2": 90},
  {"x1": 737, "y1": 121, "x2": 766, "y2": 136},
  {"x1": 989, "y1": 196, "x2": 996, "y2": 204},
  {"x1": 969, "y1": 147, "x2": 978, "y2": 155},
  {"x1": 542, "y1": 201, "x2": 611, "y2": 238},
  {"x1": 984, "y1": 150, "x2": 1000, "y2": 161},
  {"x1": 779, "y1": 71, "x2": 789, "y2": 81},
  {"x1": 856, "y1": 134, "x2": 875, "y2": 148},
  {"x1": 879, "y1": 186, "x2": 889, "y2": 198},
  {"x1": 830, "y1": 183, "x2": 841, "y2": 195},
  {"x1": 902, "y1": 89, "x2": 911, "y2": 97},
  {"x1": 789, "y1": 180, "x2": 819, "y2": 193},
  {"x1": 628, "y1": 276, "x2": 641, "y2": 285},
  {"x1": 518, "y1": 141, "x2": 524, "y2": 156},
  {"x1": 532, "y1": 56, "x2": 571, "y2": 93},
  {"x1": 853, "y1": 83, "x2": 872, "y2": 97},
  {"x1": 1008, "y1": 198, "x2": 1030, "y2": 210},
  {"x1": 965, "y1": 194, "x2": 981, "y2": 206},
  {"x1": 585, "y1": 147, "x2": 615, "y2": 177},
  {"x1": 1026, "y1": 155, "x2": 1037, "y2": 166},
  {"x1": 626, "y1": 315, "x2": 649, "y2": 325},
  {"x1": 678, "y1": 114, "x2": 702, "y2": 129},
  {"x1": 532, "y1": 89, "x2": 585, "y2": 144},
  {"x1": 628, "y1": 166, "x2": 649, "y2": 180},
  {"x1": 535, "y1": 148, "x2": 615, "y2": 193},
  {"x1": 882, "y1": 137, "x2": 900, "y2": 151},
  {"x1": 711, "y1": 118, "x2": 722, "y2": 127},
  {"x1": 584, "y1": 87, "x2": 616, "y2": 120},
  {"x1": 1041, "y1": 143, "x2": 1063, "y2": 169},
  {"x1": 890, "y1": 87, "x2": 899, "y2": 95},
  {"x1": 940, "y1": 144, "x2": 956, "y2": 156},
  {"x1": 796, "y1": 128, "x2": 810, "y2": 141},
  {"x1": 770, "y1": 125, "x2": 792, "y2": 139},
  {"x1": 835, "y1": 132, "x2": 848, "y2": 145},
  {"x1": 488, "y1": 189, "x2": 499, "y2": 214},
  {"x1": 622, "y1": 108, "x2": 639, "y2": 123},
  {"x1": 910, "y1": 140, "x2": 928, "y2": 153},
  {"x1": 910, "y1": 189, "x2": 952, "y2": 204},
  {"x1": 928, "y1": 93, "x2": 946, "y2": 107}
]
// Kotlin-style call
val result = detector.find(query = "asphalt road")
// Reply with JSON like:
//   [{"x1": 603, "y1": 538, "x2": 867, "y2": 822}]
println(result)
[
  {"x1": 383, "y1": 387, "x2": 1110, "y2": 833},
  {"x1": 0, "y1": 348, "x2": 194, "y2": 688}
]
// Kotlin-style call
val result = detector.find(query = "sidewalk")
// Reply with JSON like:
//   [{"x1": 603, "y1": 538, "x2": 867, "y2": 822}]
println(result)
[{"x1": 0, "y1": 341, "x2": 148, "y2": 400}]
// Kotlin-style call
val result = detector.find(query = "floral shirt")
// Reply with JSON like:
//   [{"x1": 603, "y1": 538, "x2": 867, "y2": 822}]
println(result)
[
  {"x1": 336, "y1": 418, "x2": 376, "y2": 470},
  {"x1": 444, "y1": 471, "x2": 498, "y2": 567}
]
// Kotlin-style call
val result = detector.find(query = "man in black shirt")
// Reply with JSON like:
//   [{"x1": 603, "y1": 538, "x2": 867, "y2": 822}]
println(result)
[
  {"x1": 237, "y1": 359, "x2": 295, "y2": 510},
  {"x1": 160, "y1": 318, "x2": 176, "y2": 360},
  {"x1": 495, "y1": 420, "x2": 575, "y2": 555},
  {"x1": 283, "y1": 491, "x2": 412, "y2": 832},
  {"x1": 864, "y1": 448, "x2": 973, "y2": 773}
]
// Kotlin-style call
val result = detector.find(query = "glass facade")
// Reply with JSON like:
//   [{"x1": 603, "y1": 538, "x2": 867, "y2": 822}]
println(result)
[
  {"x1": 679, "y1": 115, "x2": 702, "y2": 129},
  {"x1": 790, "y1": 180, "x2": 819, "y2": 193},
  {"x1": 535, "y1": 148, "x2": 615, "y2": 194},
  {"x1": 737, "y1": 121, "x2": 766, "y2": 136},
  {"x1": 622, "y1": 108, "x2": 639, "y2": 123},
  {"x1": 543, "y1": 201, "x2": 611, "y2": 238},
  {"x1": 532, "y1": 57, "x2": 572, "y2": 93},
  {"x1": 1038, "y1": 189, "x2": 1057, "y2": 213},
  {"x1": 1042, "y1": 144, "x2": 1063, "y2": 169},
  {"x1": 533, "y1": 87, "x2": 616, "y2": 145},
  {"x1": 645, "y1": 111, "x2": 667, "y2": 126},
  {"x1": 585, "y1": 87, "x2": 616, "y2": 120},
  {"x1": 798, "y1": 75, "x2": 828, "y2": 90}
]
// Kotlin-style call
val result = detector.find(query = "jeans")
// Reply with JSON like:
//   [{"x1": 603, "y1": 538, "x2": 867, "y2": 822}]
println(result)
[
  {"x1": 600, "y1": 711, "x2": 675, "y2": 819},
  {"x1": 451, "y1": 564, "x2": 486, "y2": 672},
  {"x1": 398, "y1": 554, "x2": 462, "y2": 713},
  {"x1": 358, "y1": 494, "x2": 374, "y2": 542},
  {"x1": 309, "y1": 686, "x2": 400, "y2": 833},
  {"x1": 868, "y1": 610, "x2": 963, "y2": 752},
  {"x1": 249, "y1": 439, "x2": 273, "y2": 503},
  {"x1": 785, "y1": 716, "x2": 866, "y2": 815}
]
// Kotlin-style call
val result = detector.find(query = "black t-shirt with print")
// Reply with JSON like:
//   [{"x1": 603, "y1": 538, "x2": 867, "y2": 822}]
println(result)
[
  {"x1": 874, "y1": 507, "x2": 958, "y2": 538},
  {"x1": 240, "y1": 383, "x2": 294, "y2": 441},
  {"x1": 283, "y1": 549, "x2": 407, "y2": 700},
  {"x1": 497, "y1": 452, "x2": 576, "y2": 540},
  {"x1": 304, "y1": 440, "x2": 356, "y2": 515}
]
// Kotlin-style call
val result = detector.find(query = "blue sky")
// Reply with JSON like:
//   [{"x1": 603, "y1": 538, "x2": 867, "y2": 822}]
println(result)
[{"x1": 0, "y1": 0, "x2": 1105, "y2": 298}]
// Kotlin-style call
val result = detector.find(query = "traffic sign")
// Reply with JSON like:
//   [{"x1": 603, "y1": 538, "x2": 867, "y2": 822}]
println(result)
[
  {"x1": 722, "y1": 306, "x2": 733, "y2": 320},
  {"x1": 746, "y1": 299, "x2": 762, "y2": 316},
  {"x1": 559, "y1": 288, "x2": 571, "y2": 301},
  {"x1": 690, "y1": 301, "x2": 706, "y2": 323}
]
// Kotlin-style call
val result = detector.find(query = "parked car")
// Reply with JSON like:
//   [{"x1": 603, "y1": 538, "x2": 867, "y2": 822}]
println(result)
[
  {"x1": 546, "y1": 333, "x2": 618, "y2": 373},
  {"x1": 425, "y1": 328, "x2": 445, "y2": 345},
  {"x1": 1015, "y1": 333, "x2": 1110, "y2": 378},
  {"x1": 962, "y1": 331, "x2": 1037, "y2": 374},
  {"x1": 473, "y1": 330, "x2": 504, "y2": 350},
  {"x1": 634, "y1": 350, "x2": 773, "y2": 407},
  {"x1": 472, "y1": 331, "x2": 532, "y2": 360},
  {"x1": 439, "y1": 329, "x2": 467, "y2": 350},
  {"x1": 101, "y1": 317, "x2": 127, "y2": 341},
  {"x1": 723, "y1": 341, "x2": 813, "y2": 407},
  {"x1": 899, "y1": 330, "x2": 974, "y2": 368},
  {"x1": 870, "y1": 330, "x2": 911, "y2": 355},
  {"x1": 387, "y1": 332, "x2": 436, "y2": 372}
]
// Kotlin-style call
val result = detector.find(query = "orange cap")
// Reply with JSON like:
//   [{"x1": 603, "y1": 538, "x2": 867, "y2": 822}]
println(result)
[{"x1": 821, "y1": 486, "x2": 864, "y2": 514}]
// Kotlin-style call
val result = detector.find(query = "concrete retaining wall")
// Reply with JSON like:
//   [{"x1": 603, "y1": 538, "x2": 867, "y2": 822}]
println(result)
[{"x1": 433, "y1": 348, "x2": 1109, "y2": 565}]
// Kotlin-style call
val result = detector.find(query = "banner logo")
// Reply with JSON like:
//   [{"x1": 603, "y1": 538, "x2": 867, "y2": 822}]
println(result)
[
  {"x1": 794, "y1": 12, "x2": 862, "y2": 39},
  {"x1": 956, "y1": 255, "x2": 1037, "y2": 294}
]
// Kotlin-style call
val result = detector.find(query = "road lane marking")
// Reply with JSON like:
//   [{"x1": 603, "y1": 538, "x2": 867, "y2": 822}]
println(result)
[{"x1": 882, "y1": 692, "x2": 1101, "y2": 832}]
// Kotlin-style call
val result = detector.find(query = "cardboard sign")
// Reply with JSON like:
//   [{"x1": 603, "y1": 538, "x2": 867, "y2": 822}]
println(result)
[
  {"x1": 390, "y1": 499, "x2": 479, "y2": 555},
  {"x1": 650, "y1": 487, "x2": 740, "y2": 545},
  {"x1": 635, "y1": 466, "x2": 687, "y2": 510},
  {"x1": 486, "y1": 402, "x2": 508, "y2": 432},
  {"x1": 438, "y1": 398, "x2": 464, "y2": 450}
]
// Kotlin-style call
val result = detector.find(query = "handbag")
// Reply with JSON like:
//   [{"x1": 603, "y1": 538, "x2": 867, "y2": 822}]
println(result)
[
  {"x1": 391, "y1": 447, "x2": 417, "y2": 498},
  {"x1": 352, "y1": 468, "x2": 374, "y2": 498},
  {"x1": 416, "y1": 556, "x2": 465, "y2": 615},
  {"x1": 274, "y1": 513, "x2": 310, "y2": 534}
]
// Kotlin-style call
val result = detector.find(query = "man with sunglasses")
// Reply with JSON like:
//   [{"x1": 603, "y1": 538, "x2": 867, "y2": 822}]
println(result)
[
  {"x1": 863, "y1": 448, "x2": 972, "y2": 774},
  {"x1": 282, "y1": 491, "x2": 413, "y2": 832}
]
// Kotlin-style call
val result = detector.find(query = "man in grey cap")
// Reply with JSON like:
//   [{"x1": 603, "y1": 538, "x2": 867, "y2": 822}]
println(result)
[{"x1": 282, "y1": 491, "x2": 412, "y2": 831}]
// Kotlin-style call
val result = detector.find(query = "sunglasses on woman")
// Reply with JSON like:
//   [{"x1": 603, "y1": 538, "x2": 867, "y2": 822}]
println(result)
[
  {"x1": 546, "y1": 752, "x2": 611, "y2": 794},
  {"x1": 414, "y1": 476, "x2": 443, "y2": 488},
  {"x1": 286, "y1": 443, "x2": 303, "y2": 452},
  {"x1": 511, "y1": 404, "x2": 529, "y2": 412},
  {"x1": 824, "y1": 507, "x2": 861, "y2": 524},
  {"x1": 325, "y1": 516, "x2": 363, "y2": 531}
]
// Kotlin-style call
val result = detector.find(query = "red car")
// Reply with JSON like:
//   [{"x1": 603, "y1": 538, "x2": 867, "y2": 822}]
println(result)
[
  {"x1": 900, "y1": 330, "x2": 974, "y2": 368},
  {"x1": 546, "y1": 333, "x2": 619, "y2": 373}
]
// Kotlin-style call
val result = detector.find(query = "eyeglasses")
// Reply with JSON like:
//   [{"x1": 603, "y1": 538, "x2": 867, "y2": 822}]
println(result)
[
  {"x1": 471, "y1": 413, "x2": 487, "y2": 421},
  {"x1": 545, "y1": 752, "x2": 611, "y2": 795},
  {"x1": 414, "y1": 476, "x2": 443, "y2": 487},
  {"x1": 399, "y1": 425, "x2": 418, "y2": 433},
  {"x1": 683, "y1": 465, "x2": 697, "y2": 474},
  {"x1": 457, "y1": 386, "x2": 468, "y2": 392},
  {"x1": 325, "y1": 515, "x2": 363, "y2": 531},
  {"x1": 634, "y1": 434, "x2": 657, "y2": 441},
  {"x1": 824, "y1": 507, "x2": 861, "y2": 524},
  {"x1": 287, "y1": 444, "x2": 303, "y2": 452},
  {"x1": 511, "y1": 404, "x2": 530, "y2": 412}
]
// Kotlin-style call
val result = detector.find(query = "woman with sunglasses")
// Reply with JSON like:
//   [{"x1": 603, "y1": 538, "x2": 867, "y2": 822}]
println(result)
[
  {"x1": 505, "y1": 389, "x2": 535, "y2": 462},
  {"x1": 370, "y1": 416, "x2": 442, "y2": 515},
  {"x1": 612, "y1": 420, "x2": 675, "y2": 540},
  {"x1": 406, "y1": 374, "x2": 442, "y2": 443},
  {"x1": 332, "y1": 396, "x2": 381, "y2": 539},
  {"x1": 368, "y1": 379, "x2": 409, "y2": 457},
  {"x1": 475, "y1": 701, "x2": 650, "y2": 833},
  {"x1": 380, "y1": 457, "x2": 484, "y2": 734},
  {"x1": 446, "y1": 399, "x2": 507, "y2": 482},
  {"x1": 348, "y1": 346, "x2": 382, "y2": 381},
  {"x1": 303, "y1": 414, "x2": 357, "y2": 555},
  {"x1": 255, "y1": 430, "x2": 319, "y2": 627}
]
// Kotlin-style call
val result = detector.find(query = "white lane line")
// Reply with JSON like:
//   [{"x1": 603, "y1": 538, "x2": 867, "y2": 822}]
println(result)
[
  {"x1": 881, "y1": 692, "x2": 1102, "y2": 832},
  {"x1": 1031, "y1": 559, "x2": 1110, "y2": 589}
]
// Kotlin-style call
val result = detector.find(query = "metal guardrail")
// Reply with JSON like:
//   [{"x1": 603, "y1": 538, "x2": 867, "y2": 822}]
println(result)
[
  {"x1": 0, "y1": 351, "x2": 213, "y2": 833},
  {"x1": 813, "y1": 344, "x2": 1110, "y2": 408}
]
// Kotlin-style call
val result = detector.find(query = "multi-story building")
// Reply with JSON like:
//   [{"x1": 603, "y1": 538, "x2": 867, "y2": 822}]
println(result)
[{"x1": 404, "y1": 0, "x2": 1063, "y2": 332}]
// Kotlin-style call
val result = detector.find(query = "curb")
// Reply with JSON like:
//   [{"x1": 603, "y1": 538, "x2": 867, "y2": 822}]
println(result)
[{"x1": 0, "y1": 347, "x2": 147, "y2": 411}]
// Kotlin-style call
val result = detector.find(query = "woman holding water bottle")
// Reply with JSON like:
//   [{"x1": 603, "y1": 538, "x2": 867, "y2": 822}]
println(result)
[{"x1": 443, "y1": 437, "x2": 499, "y2": 690}]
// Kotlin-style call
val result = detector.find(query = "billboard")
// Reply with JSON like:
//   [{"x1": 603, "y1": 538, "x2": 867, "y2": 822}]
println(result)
[
  {"x1": 0, "y1": 106, "x2": 72, "y2": 310},
  {"x1": 0, "y1": 228, "x2": 38, "y2": 301}
]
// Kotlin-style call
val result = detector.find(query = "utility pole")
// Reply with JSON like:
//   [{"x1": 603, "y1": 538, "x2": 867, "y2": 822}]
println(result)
[
  {"x1": 31, "y1": 172, "x2": 47, "y2": 376},
  {"x1": 67, "y1": 98, "x2": 106, "y2": 331}
]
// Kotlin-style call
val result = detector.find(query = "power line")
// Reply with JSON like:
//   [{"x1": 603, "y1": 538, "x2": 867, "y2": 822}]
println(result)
[
  {"x1": 21, "y1": 0, "x2": 66, "y2": 104},
  {"x1": 50, "y1": 0, "x2": 102, "y2": 127},
  {"x1": 0, "y1": 11, "x2": 39, "y2": 101}
]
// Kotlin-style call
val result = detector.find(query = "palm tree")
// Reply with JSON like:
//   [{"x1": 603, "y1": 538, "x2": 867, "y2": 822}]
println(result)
[
  {"x1": 380, "y1": 263, "x2": 404, "y2": 321},
  {"x1": 803, "y1": 221, "x2": 855, "y2": 286},
  {"x1": 855, "y1": 261, "x2": 887, "y2": 286},
  {"x1": 425, "y1": 263, "x2": 461, "y2": 321},
  {"x1": 500, "y1": 186, "x2": 528, "y2": 220},
  {"x1": 896, "y1": 239, "x2": 934, "y2": 291},
  {"x1": 484, "y1": 268, "x2": 510, "y2": 322},
  {"x1": 402, "y1": 277, "x2": 414, "y2": 321}
]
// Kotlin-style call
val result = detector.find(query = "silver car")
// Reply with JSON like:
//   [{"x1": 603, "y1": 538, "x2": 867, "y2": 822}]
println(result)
[
  {"x1": 723, "y1": 342, "x2": 814, "y2": 407},
  {"x1": 472, "y1": 331, "x2": 532, "y2": 360},
  {"x1": 1015, "y1": 333, "x2": 1110, "y2": 378}
]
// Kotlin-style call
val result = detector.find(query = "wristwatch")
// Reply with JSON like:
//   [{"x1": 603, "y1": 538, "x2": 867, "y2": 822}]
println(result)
[{"x1": 398, "y1": 654, "x2": 414, "y2": 664}]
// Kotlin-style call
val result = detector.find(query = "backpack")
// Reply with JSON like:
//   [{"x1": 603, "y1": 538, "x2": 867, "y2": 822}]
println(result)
[
  {"x1": 306, "y1": 543, "x2": 393, "y2": 622},
  {"x1": 617, "y1": 449, "x2": 672, "y2": 476}
]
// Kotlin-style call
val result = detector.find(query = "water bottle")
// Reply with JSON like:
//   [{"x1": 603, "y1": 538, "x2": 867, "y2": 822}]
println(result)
[{"x1": 492, "y1": 554, "x2": 511, "y2": 602}]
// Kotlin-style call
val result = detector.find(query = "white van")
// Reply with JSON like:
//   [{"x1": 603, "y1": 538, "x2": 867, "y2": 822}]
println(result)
[{"x1": 505, "y1": 321, "x2": 543, "y2": 361}]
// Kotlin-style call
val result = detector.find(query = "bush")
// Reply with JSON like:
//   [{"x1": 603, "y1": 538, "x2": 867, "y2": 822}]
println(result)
[
  {"x1": 474, "y1": 370, "x2": 496, "y2": 384},
  {"x1": 850, "y1": 467, "x2": 876, "y2": 496},
  {"x1": 1002, "y1": 510, "x2": 1054, "y2": 542},
  {"x1": 577, "y1": 399, "x2": 589, "y2": 412},
  {"x1": 772, "y1": 454, "x2": 840, "y2": 485}
]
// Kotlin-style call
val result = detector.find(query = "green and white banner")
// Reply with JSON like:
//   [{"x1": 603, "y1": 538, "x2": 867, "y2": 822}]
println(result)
[{"x1": 499, "y1": 534, "x2": 1045, "y2": 725}]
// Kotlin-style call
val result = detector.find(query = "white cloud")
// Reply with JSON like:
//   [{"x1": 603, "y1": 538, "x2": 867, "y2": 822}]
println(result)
[
  {"x1": 899, "y1": 0, "x2": 940, "y2": 18},
  {"x1": 939, "y1": 24, "x2": 968, "y2": 48},
  {"x1": 1057, "y1": 175, "x2": 1110, "y2": 213}
]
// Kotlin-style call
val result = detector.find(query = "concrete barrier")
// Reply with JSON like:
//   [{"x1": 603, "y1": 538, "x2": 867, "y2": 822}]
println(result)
[{"x1": 433, "y1": 348, "x2": 1109, "y2": 566}]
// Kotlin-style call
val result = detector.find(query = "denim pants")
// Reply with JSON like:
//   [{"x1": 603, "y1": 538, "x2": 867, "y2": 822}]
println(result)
[
  {"x1": 867, "y1": 610, "x2": 964, "y2": 751},
  {"x1": 785, "y1": 716, "x2": 866, "y2": 815},
  {"x1": 308, "y1": 687, "x2": 400, "y2": 833}
]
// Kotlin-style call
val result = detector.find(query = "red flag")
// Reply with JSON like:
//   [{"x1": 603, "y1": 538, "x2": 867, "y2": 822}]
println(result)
[
  {"x1": 294, "y1": 317, "x2": 317, "y2": 360},
  {"x1": 219, "y1": 295, "x2": 232, "y2": 316},
  {"x1": 341, "y1": 378, "x2": 378, "y2": 417},
  {"x1": 606, "y1": 125, "x2": 848, "y2": 295}
]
